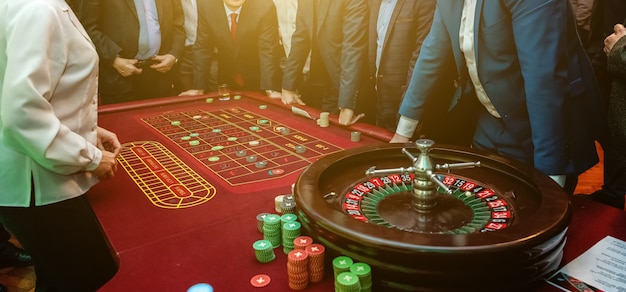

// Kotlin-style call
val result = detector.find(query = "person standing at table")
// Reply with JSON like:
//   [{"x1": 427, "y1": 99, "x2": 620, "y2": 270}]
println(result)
[
  {"x1": 179, "y1": 0, "x2": 283, "y2": 98},
  {"x1": 78, "y1": 0, "x2": 186, "y2": 104},
  {"x1": 174, "y1": 0, "x2": 199, "y2": 93},
  {"x1": 363, "y1": 0, "x2": 436, "y2": 132},
  {"x1": 584, "y1": 21, "x2": 626, "y2": 209},
  {"x1": 569, "y1": 0, "x2": 595, "y2": 42},
  {"x1": 0, "y1": 0, "x2": 121, "y2": 290},
  {"x1": 390, "y1": 0, "x2": 604, "y2": 194},
  {"x1": 0, "y1": 225, "x2": 32, "y2": 270},
  {"x1": 273, "y1": 0, "x2": 311, "y2": 79},
  {"x1": 173, "y1": 0, "x2": 219, "y2": 95},
  {"x1": 281, "y1": 0, "x2": 368, "y2": 126}
]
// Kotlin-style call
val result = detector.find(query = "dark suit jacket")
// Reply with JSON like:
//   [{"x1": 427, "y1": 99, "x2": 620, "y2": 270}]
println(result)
[
  {"x1": 282, "y1": 0, "x2": 367, "y2": 110},
  {"x1": 399, "y1": 0, "x2": 603, "y2": 175},
  {"x1": 366, "y1": 0, "x2": 436, "y2": 131},
  {"x1": 79, "y1": 0, "x2": 185, "y2": 96},
  {"x1": 193, "y1": 0, "x2": 281, "y2": 92}
]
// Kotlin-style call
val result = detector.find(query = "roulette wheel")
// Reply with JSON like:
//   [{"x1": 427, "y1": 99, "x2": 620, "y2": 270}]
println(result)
[{"x1": 294, "y1": 139, "x2": 571, "y2": 291}]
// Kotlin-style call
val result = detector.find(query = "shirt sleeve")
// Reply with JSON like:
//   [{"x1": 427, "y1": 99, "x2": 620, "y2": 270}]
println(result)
[
  {"x1": 395, "y1": 116, "x2": 419, "y2": 138},
  {"x1": 1, "y1": 1, "x2": 101, "y2": 175}
]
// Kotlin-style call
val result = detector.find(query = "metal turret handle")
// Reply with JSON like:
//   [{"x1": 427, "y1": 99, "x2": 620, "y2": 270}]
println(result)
[{"x1": 365, "y1": 139, "x2": 481, "y2": 212}]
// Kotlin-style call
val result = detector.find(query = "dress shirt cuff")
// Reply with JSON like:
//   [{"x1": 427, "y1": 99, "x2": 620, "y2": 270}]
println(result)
[
  {"x1": 396, "y1": 116, "x2": 419, "y2": 138},
  {"x1": 86, "y1": 149, "x2": 102, "y2": 172},
  {"x1": 548, "y1": 175, "x2": 566, "y2": 188}
]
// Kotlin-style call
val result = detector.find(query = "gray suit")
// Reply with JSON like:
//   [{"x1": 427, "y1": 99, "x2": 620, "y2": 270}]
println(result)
[{"x1": 282, "y1": 0, "x2": 367, "y2": 112}]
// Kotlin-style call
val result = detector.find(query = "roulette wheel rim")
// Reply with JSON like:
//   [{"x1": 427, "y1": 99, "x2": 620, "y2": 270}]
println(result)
[{"x1": 294, "y1": 142, "x2": 571, "y2": 290}]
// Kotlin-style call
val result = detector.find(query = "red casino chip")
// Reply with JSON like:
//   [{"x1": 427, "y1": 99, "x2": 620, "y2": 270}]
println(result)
[{"x1": 250, "y1": 274, "x2": 271, "y2": 288}]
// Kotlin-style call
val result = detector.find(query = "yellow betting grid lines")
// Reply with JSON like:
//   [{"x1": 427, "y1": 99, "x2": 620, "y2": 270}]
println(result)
[
  {"x1": 117, "y1": 141, "x2": 217, "y2": 209},
  {"x1": 143, "y1": 107, "x2": 345, "y2": 186}
]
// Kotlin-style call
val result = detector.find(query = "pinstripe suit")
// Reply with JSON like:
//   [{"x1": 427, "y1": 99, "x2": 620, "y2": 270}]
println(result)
[{"x1": 366, "y1": 0, "x2": 436, "y2": 132}]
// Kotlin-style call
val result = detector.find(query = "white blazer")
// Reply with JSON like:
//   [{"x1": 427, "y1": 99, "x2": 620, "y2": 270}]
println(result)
[{"x1": 0, "y1": 0, "x2": 102, "y2": 206}]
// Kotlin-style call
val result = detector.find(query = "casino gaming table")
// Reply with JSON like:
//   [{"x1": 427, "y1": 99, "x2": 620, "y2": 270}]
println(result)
[
  {"x1": 89, "y1": 91, "x2": 626, "y2": 291},
  {"x1": 91, "y1": 91, "x2": 390, "y2": 291}
]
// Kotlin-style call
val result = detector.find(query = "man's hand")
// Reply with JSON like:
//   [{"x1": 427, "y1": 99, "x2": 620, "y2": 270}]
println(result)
[
  {"x1": 281, "y1": 89, "x2": 305, "y2": 105},
  {"x1": 150, "y1": 54, "x2": 178, "y2": 73},
  {"x1": 113, "y1": 56, "x2": 142, "y2": 77},
  {"x1": 338, "y1": 108, "x2": 364, "y2": 126},
  {"x1": 604, "y1": 24, "x2": 626, "y2": 55},
  {"x1": 389, "y1": 133, "x2": 410, "y2": 143},
  {"x1": 266, "y1": 90, "x2": 282, "y2": 99},
  {"x1": 179, "y1": 89, "x2": 205, "y2": 96}
]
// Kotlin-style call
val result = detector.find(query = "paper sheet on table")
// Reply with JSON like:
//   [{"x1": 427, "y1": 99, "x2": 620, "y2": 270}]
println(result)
[
  {"x1": 546, "y1": 236, "x2": 626, "y2": 292},
  {"x1": 291, "y1": 106, "x2": 313, "y2": 120}
]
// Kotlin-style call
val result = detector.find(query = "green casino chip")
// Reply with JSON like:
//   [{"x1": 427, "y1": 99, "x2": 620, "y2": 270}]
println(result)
[
  {"x1": 208, "y1": 156, "x2": 220, "y2": 162},
  {"x1": 280, "y1": 214, "x2": 297, "y2": 223},
  {"x1": 336, "y1": 272, "x2": 361, "y2": 291}
]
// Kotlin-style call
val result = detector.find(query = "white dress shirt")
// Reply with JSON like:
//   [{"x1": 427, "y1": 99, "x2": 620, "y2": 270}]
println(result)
[
  {"x1": 376, "y1": 0, "x2": 397, "y2": 78},
  {"x1": 182, "y1": 0, "x2": 197, "y2": 46},
  {"x1": 224, "y1": 4, "x2": 242, "y2": 31},
  {"x1": 460, "y1": 0, "x2": 500, "y2": 118},
  {"x1": 0, "y1": 0, "x2": 102, "y2": 206},
  {"x1": 273, "y1": 0, "x2": 310, "y2": 74}
]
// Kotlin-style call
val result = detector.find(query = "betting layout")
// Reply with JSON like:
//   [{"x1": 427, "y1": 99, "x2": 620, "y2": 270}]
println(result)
[
  {"x1": 141, "y1": 106, "x2": 345, "y2": 187},
  {"x1": 117, "y1": 140, "x2": 217, "y2": 209}
]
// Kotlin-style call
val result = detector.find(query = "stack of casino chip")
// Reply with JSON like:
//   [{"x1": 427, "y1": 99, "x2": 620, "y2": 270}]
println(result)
[
  {"x1": 349, "y1": 262, "x2": 372, "y2": 291},
  {"x1": 256, "y1": 212, "x2": 270, "y2": 233},
  {"x1": 280, "y1": 214, "x2": 299, "y2": 253},
  {"x1": 263, "y1": 214, "x2": 282, "y2": 248},
  {"x1": 281, "y1": 195, "x2": 296, "y2": 214},
  {"x1": 287, "y1": 249, "x2": 309, "y2": 290},
  {"x1": 335, "y1": 272, "x2": 361, "y2": 292},
  {"x1": 274, "y1": 195, "x2": 284, "y2": 213},
  {"x1": 305, "y1": 243, "x2": 325, "y2": 283},
  {"x1": 252, "y1": 239, "x2": 275, "y2": 263},
  {"x1": 282, "y1": 220, "x2": 302, "y2": 254},
  {"x1": 293, "y1": 235, "x2": 313, "y2": 250},
  {"x1": 332, "y1": 256, "x2": 354, "y2": 279},
  {"x1": 280, "y1": 213, "x2": 297, "y2": 225}
]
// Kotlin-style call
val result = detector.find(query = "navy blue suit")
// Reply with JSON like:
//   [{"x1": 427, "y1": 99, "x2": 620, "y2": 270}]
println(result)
[{"x1": 398, "y1": 0, "x2": 603, "y2": 176}]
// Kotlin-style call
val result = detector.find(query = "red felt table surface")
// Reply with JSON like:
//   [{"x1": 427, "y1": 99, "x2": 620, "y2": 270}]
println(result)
[
  {"x1": 90, "y1": 92, "x2": 626, "y2": 291},
  {"x1": 91, "y1": 92, "x2": 389, "y2": 291}
]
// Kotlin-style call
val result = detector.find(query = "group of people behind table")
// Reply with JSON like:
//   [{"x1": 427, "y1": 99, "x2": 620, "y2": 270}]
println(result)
[{"x1": 1, "y1": 0, "x2": 626, "y2": 291}]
